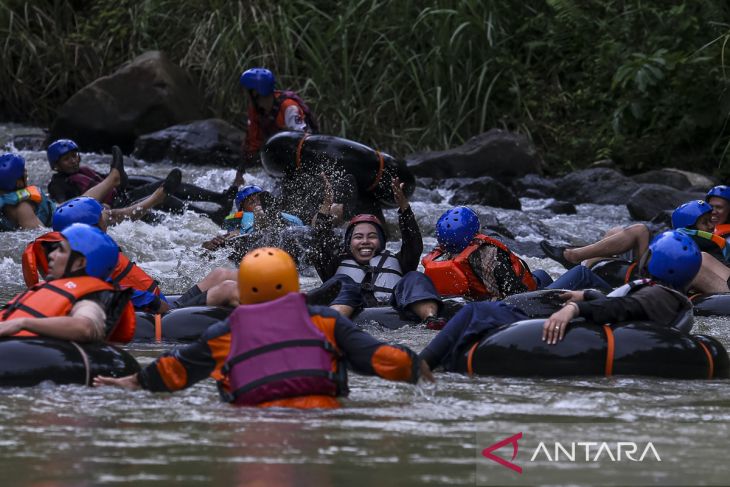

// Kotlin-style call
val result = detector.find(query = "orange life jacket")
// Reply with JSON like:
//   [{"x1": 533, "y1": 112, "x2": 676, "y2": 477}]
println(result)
[
  {"x1": 714, "y1": 224, "x2": 730, "y2": 238},
  {"x1": 22, "y1": 231, "x2": 63, "y2": 287},
  {"x1": 110, "y1": 253, "x2": 161, "y2": 296},
  {"x1": 1, "y1": 276, "x2": 136, "y2": 343},
  {"x1": 422, "y1": 234, "x2": 537, "y2": 299},
  {"x1": 22, "y1": 232, "x2": 161, "y2": 296}
]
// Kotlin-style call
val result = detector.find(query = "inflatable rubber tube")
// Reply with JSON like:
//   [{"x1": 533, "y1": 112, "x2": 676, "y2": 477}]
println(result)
[
  {"x1": 134, "y1": 305, "x2": 232, "y2": 342},
  {"x1": 261, "y1": 131, "x2": 415, "y2": 207},
  {"x1": 505, "y1": 287, "x2": 728, "y2": 320},
  {"x1": 690, "y1": 293, "x2": 730, "y2": 317},
  {"x1": 0, "y1": 337, "x2": 140, "y2": 387},
  {"x1": 588, "y1": 258, "x2": 635, "y2": 288},
  {"x1": 464, "y1": 319, "x2": 729, "y2": 379}
]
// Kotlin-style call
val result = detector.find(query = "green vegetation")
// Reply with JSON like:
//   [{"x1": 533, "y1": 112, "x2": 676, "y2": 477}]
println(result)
[{"x1": 1, "y1": 0, "x2": 729, "y2": 175}]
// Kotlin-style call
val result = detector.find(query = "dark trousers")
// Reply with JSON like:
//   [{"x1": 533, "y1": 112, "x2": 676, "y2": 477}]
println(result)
[
  {"x1": 325, "y1": 271, "x2": 442, "y2": 319},
  {"x1": 420, "y1": 301, "x2": 528, "y2": 372},
  {"x1": 532, "y1": 265, "x2": 612, "y2": 291}
]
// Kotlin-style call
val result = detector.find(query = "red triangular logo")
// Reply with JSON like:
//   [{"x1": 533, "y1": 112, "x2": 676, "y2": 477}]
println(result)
[{"x1": 481, "y1": 432, "x2": 523, "y2": 474}]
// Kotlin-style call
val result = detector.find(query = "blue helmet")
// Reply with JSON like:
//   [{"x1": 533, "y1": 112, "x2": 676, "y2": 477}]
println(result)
[
  {"x1": 645, "y1": 230, "x2": 701, "y2": 289},
  {"x1": 47, "y1": 139, "x2": 79, "y2": 169},
  {"x1": 671, "y1": 200, "x2": 712, "y2": 229},
  {"x1": 52, "y1": 197, "x2": 104, "y2": 231},
  {"x1": 235, "y1": 185, "x2": 264, "y2": 208},
  {"x1": 239, "y1": 68, "x2": 275, "y2": 96},
  {"x1": 436, "y1": 206, "x2": 481, "y2": 253},
  {"x1": 61, "y1": 223, "x2": 119, "y2": 279},
  {"x1": 706, "y1": 185, "x2": 730, "y2": 203},
  {"x1": 0, "y1": 153, "x2": 26, "y2": 191}
]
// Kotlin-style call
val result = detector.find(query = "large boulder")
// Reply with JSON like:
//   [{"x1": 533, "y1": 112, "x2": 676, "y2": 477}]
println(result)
[
  {"x1": 133, "y1": 119, "x2": 243, "y2": 166},
  {"x1": 626, "y1": 185, "x2": 705, "y2": 221},
  {"x1": 49, "y1": 51, "x2": 209, "y2": 153},
  {"x1": 406, "y1": 129, "x2": 544, "y2": 180},
  {"x1": 511, "y1": 174, "x2": 559, "y2": 198},
  {"x1": 556, "y1": 168, "x2": 640, "y2": 205},
  {"x1": 632, "y1": 168, "x2": 717, "y2": 191},
  {"x1": 447, "y1": 177, "x2": 521, "y2": 210}
]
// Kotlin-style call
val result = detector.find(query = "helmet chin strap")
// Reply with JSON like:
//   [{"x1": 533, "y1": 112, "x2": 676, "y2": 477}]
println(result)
[
  {"x1": 637, "y1": 249, "x2": 652, "y2": 279},
  {"x1": 62, "y1": 253, "x2": 86, "y2": 278}
]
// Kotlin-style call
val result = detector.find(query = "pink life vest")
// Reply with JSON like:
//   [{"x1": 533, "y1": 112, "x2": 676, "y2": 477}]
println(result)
[{"x1": 221, "y1": 292, "x2": 347, "y2": 406}]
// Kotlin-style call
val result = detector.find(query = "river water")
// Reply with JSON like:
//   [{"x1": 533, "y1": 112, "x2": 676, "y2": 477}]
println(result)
[{"x1": 1, "y1": 124, "x2": 729, "y2": 486}]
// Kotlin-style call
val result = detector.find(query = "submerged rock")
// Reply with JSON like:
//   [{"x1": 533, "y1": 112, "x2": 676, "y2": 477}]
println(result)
[
  {"x1": 545, "y1": 200, "x2": 577, "y2": 215},
  {"x1": 49, "y1": 51, "x2": 209, "y2": 153},
  {"x1": 133, "y1": 119, "x2": 243, "y2": 166}
]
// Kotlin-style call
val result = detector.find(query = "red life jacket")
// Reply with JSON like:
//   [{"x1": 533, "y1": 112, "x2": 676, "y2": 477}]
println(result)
[
  {"x1": 422, "y1": 234, "x2": 537, "y2": 299},
  {"x1": 271, "y1": 90, "x2": 319, "y2": 133},
  {"x1": 247, "y1": 90, "x2": 318, "y2": 144},
  {"x1": 1, "y1": 276, "x2": 136, "y2": 343},
  {"x1": 22, "y1": 232, "x2": 161, "y2": 296}
]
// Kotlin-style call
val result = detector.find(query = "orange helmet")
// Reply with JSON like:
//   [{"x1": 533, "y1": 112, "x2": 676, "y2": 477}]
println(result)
[{"x1": 238, "y1": 247, "x2": 300, "y2": 304}]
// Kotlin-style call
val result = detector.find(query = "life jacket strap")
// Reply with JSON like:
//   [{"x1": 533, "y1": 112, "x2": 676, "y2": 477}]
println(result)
[
  {"x1": 222, "y1": 338, "x2": 336, "y2": 375},
  {"x1": 6, "y1": 303, "x2": 47, "y2": 319},
  {"x1": 111, "y1": 261, "x2": 135, "y2": 285},
  {"x1": 225, "y1": 369, "x2": 337, "y2": 403}
]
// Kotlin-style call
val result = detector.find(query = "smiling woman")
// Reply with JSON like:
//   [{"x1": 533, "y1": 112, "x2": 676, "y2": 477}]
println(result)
[{"x1": 707, "y1": 185, "x2": 730, "y2": 227}]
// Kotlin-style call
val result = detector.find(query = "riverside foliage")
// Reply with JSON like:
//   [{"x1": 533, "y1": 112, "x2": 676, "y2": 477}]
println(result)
[{"x1": 1, "y1": 0, "x2": 729, "y2": 175}]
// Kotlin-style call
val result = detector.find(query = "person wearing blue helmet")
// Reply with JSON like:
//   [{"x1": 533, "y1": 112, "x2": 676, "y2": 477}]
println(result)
[
  {"x1": 236, "y1": 67, "x2": 318, "y2": 184},
  {"x1": 223, "y1": 184, "x2": 304, "y2": 233},
  {"x1": 47, "y1": 139, "x2": 237, "y2": 224},
  {"x1": 671, "y1": 200, "x2": 727, "y2": 263},
  {"x1": 22, "y1": 197, "x2": 240, "y2": 314},
  {"x1": 706, "y1": 185, "x2": 730, "y2": 228},
  {"x1": 422, "y1": 206, "x2": 538, "y2": 299},
  {"x1": 419, "y1": 230, "x2": 700, "y2": 375},
  {"x1": 0, "y1": 153, "x2": 56, "y2": 231},
  {"x1": 423, "y1": 206, "x2": 615, "y2": 299},
  {"x1": 0, "y1": 223, "x2": 135, "y2": 342},
  {"x1": 204, "y1": 184, "x2": 305, "y2": 252}
]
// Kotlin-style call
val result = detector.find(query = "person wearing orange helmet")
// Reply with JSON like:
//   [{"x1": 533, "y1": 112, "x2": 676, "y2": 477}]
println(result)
[
  {"x1": 310, "y1": 179, "x2": 446, "y2": 329},
  {"x1": 94, "y1": 247, "x2": 432, "y2": 408}
]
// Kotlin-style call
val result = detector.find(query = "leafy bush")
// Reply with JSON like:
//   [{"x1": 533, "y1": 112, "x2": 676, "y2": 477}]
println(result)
[{"x1": 1, "y1": 0, "x2": 729, "y2": 175}]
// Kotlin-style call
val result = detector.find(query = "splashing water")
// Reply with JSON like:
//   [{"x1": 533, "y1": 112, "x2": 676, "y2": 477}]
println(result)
[{"x1": 1, "y1": 124, "x2": 729, "y2": 485}]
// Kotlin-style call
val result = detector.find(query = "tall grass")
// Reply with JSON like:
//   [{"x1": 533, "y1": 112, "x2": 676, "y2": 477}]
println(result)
[{"x1": 1, "y1": 0, "x2": 730, "y2": 175}]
